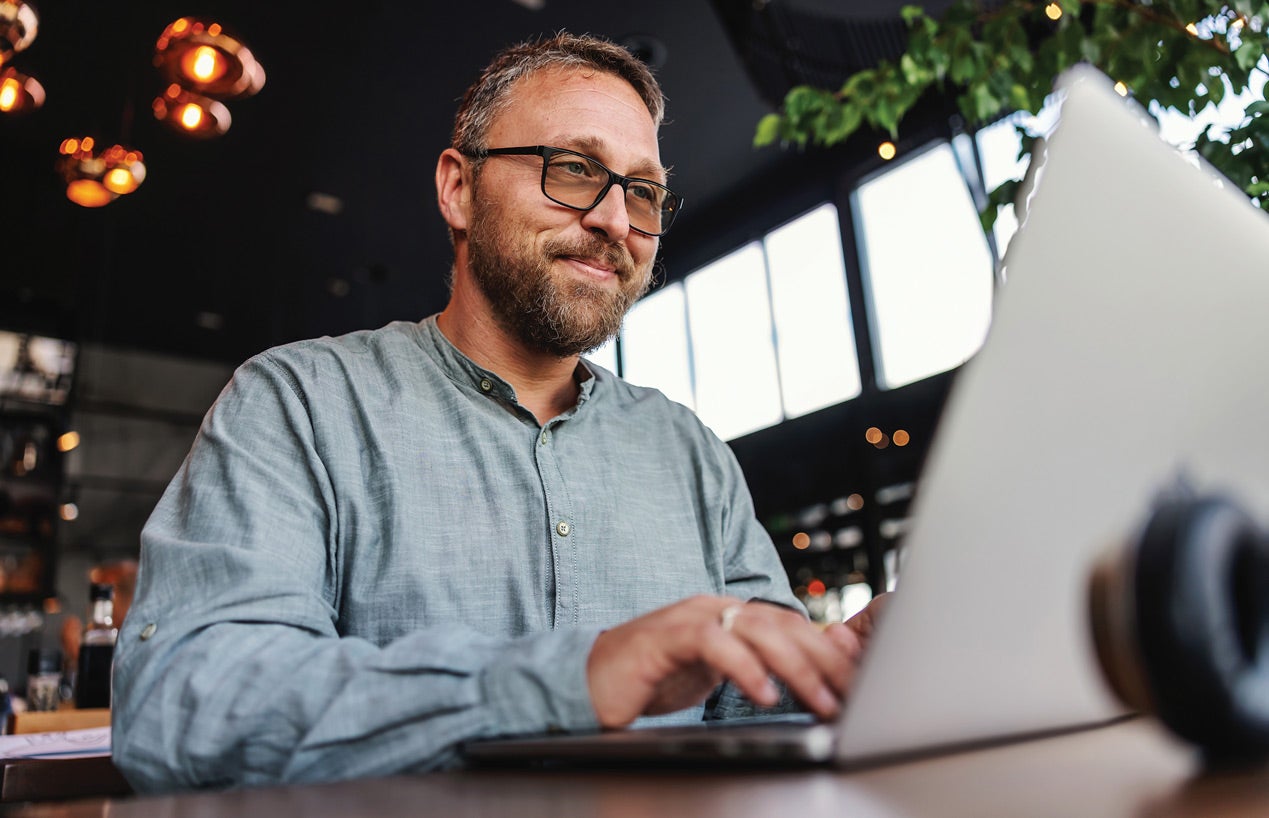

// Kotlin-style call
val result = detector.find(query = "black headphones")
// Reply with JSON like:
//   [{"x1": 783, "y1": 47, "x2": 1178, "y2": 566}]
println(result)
[{"x1": 1088, "y1": 492, "x2": 1269, "y2": 759}]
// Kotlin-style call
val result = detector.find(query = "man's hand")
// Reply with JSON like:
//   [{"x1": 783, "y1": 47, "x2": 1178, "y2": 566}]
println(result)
[{"x1": 586, "y1": 594, "x2": 888, "y2": 729}]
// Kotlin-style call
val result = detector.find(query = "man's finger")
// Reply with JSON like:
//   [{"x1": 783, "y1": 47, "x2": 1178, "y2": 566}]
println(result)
[{"x1": 719, "y1": 604, "x2": 847, "y2": 718}]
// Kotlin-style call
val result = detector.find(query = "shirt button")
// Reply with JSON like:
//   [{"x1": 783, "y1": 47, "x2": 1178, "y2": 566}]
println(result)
[
  {"x1": 556, "y1": 521, "x2": 571, "y2": 537},
  {"x1": 479, "y1": 378, "x2": 493, "y2": 392},
  {"x1": 540, "y1": 430, "x2": 549, "y2": 445},
  {"x1": 140, "y1": 623, "x2": 157, "y2": 641}
]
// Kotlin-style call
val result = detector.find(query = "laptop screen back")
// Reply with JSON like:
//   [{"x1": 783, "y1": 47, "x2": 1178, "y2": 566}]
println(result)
[{"x1": 836, "y1": 65, "x2": 1269, "y2": 763}]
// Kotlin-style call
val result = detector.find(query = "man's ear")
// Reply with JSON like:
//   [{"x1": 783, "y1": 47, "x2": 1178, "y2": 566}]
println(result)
[{"x1": 436, "y1": 148, "x2": 472, "y2": 232}]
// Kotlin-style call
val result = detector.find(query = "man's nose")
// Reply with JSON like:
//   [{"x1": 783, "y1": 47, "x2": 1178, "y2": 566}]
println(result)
[{"x1": 580, "y1": 183, "x2": 631, "y2": 242}]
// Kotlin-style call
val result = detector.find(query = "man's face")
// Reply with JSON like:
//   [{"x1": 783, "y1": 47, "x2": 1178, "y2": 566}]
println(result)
[{"x1": 463, "y1": 67, "x2": 662, "y2": 358}]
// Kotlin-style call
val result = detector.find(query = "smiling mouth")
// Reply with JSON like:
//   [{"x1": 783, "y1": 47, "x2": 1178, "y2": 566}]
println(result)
[{"x1": 560, "y1": 255, "x2": 621, "y2": 280}]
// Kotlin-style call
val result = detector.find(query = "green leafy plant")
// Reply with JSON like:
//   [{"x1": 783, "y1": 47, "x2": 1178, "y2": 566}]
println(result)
[{"x1": 754, "y1": 0, "x2": 1269, "y2": 231}]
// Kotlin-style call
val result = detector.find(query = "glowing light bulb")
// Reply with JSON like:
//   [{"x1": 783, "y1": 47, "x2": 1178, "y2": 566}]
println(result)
[
  {"x1": 878, "y1": 141, "x2": 897, "y2": 161},
  {"x1": 56, "y1": 431, "x2": 80, "y2": 452},
  {"x1": 189, "y1": 46, "x2": 222, "y2": 82},
  {"x1": 1113, "y1": 81, "x2": 1129, "y2": 97},
  {"x1": 0, "y1": 78, "x2": 17, "y2": 112},
  {"x1": 66, "y1": 180, "x2": 115, "y2": 208},
  {"x1": 1045, "y1": 3, "x2": 1062, "y2": 20},
  {"x1": 181, "y1": 102, "x2": 205, "y2": 130},
  {"x1": 105, "y1": 168, "x2": 136, "y2": 194}
]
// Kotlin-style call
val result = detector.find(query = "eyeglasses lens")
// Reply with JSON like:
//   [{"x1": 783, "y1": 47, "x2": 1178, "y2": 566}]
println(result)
[{"x1": 542, "y1": 151, "x2": 677, "y2": 235}]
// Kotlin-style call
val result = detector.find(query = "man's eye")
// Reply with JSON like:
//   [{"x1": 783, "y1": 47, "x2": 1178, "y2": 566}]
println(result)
[
  {"x1": 628, "y1": 183, "x2": 660, "y2": 205},
  {"x1": 552, "y1": 160, "x2": 594, "y2": 177}
]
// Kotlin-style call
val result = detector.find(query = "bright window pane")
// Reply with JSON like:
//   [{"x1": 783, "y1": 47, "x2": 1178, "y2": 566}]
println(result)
[
  {"x1": 765, "y1": 203, "x2": 861, "y2": 417},
  {"x1": 853, "y1": 143, "x2": 994, "y2": 390},
  {"x1": 621, "y1": 284, "x2": 694, "y2": 410},
  {"x1": 976, "y1": 118, "x2": 1028, "y2": 255},
  {"x1": 977, "y1": 102, "x2": 1059, "y2": 257},
  {"x1": 585, "y1": 335, "x2": 618, "y2": 375},
  {"x1": 685, "y1": 244, "x2": 783, "y2": 440}
]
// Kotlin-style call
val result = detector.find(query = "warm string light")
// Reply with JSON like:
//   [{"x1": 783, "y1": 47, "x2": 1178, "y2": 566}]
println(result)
[
  {"x1": 865, "y1": 426, "x2": 911, "y2": 449},
  {"x1": 56, "y1": 431, "x2": 80, "y2": 452},
  {"x1": 152, "y1": 83, "x2": 232, "y2": 137},
  {"x1": 0, "y1": 2, "x2": 43, "y2": 114},
  {"x1": 0, "y1": 67, "x2": 42, "y2": 113},
  {"x1": 152, "y1": 17, "x2": 265, "y2": 138},
  {"x1": 58, "y1": 137, "x2": 147, "y2": 208},
  {"x1": 39, "y1": 14, "x2": 264, "y2": 205},
  {"x1": 0, "y1": 0, "x2": 38, "y2": 63}
]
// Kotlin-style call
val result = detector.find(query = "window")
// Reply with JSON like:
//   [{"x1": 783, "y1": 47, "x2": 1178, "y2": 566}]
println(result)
[
  {"x1": 586, "y1": 335, "x2": 618, "y2": 375},
  {"x1": 618, "y1": 204, "x2": 861, "y2": 440},
  {"x1": 621, "y1": 284, "x2": 695, "y2": 410},
  {"x1": 852, "y1": 143, "x2": 994, "y2": 390},
  {"x1": 766, "y1": 203, "x2": 862, "y2": 418},
  {"x1": 685, "y1": 244, "x2": 783, "y2": 440},
  {"x1": 975, "y1": 118, "x2": 1030, "y2": 256}
]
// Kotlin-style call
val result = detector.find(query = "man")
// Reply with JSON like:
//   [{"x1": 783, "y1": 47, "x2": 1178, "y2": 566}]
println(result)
[{"x1": 113, "y1": 32, "x2": 880, "y2": 793}]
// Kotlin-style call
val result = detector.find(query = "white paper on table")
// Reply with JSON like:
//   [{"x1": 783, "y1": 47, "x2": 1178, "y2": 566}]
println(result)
[{"x1": 0, "y1": 727, "x2": 111, "y2": 759}]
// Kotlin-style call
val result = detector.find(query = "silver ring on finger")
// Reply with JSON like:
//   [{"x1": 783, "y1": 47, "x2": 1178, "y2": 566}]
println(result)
[{"x1": 720, "y1": 604, "x2": 744, "y2": 633}]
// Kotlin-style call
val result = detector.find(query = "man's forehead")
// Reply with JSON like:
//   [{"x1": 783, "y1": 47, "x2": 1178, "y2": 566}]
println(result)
[
  {"x1": 493, "y1": 67, "x2": 665, "y2": 176},
  {"x1": 552, "y1": 134, "x2": 667, "y2": 180}
]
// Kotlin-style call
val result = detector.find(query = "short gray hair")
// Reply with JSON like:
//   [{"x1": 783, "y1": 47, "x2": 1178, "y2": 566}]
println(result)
[{"x1": 452, "y1": 31, "x2": 665, "y2": 154}]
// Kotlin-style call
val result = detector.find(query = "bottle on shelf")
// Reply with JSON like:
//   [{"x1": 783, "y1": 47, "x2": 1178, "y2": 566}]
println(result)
[
  {"x1": 74, "y1": 583, "x2": 117, "y2": 709},
  {"x1": 25, "y1": 648, "x2": 62, "y2": 712}
]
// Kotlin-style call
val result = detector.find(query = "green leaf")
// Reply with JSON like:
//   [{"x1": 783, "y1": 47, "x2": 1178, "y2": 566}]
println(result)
[
  {"x1": 900, "y1": 53, "x2": 923, "y2": 84},
  {"x1": 980, "y1": 177, "x2": 1022, "y2": 235},
  {"x1": 900, "y1": 4, "x2": 926, "y2": 26},
  {"x1": 980, "y1": 203, "x2": 1000, "y2": 234},
  {"x1": 1235, "y1": 38, "x2": 1265, "y2": 72},
  {"x1": 754, "y1": 113, "x2": 782, "y2": 147},
  {"x1": 874, "y1": 98, "x2": 901, "y2": 137},
  {"x1": 827, "y1": 105, "x2": 864, "y2": 143},
  {"x1": 1009, "y1": 83, "x2": 1032, "y2": 111},
  {"x1": 968, "y1": 83, "x2": 1002, "y2": 122}
]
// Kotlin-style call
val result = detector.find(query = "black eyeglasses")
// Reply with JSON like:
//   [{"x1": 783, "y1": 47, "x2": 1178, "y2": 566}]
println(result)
[{"x1": 466, "y1": 145, "x2": 683, "y2": 236}]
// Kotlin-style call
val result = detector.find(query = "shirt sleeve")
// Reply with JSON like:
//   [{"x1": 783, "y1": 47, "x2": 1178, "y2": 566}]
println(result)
[
  {"x1": 713, "y1": 436, "x2": 804, "y2": 613},
  {"x1": 698, "y1": 430, "x2": 810, "y2": 720},
  {"x1": 111, "y1": 355, "x2": 602, "y2": 793}
]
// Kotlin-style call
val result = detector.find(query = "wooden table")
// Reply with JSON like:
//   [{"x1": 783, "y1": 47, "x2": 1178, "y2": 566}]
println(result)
[{"x1": 6, "y1": 718, "x2": 1269, "y2": 817}]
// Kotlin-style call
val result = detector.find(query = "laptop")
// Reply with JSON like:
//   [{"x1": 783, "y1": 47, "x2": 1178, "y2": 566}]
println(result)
[{"x1": 463, "y1": 64, "x2": 1269, "y2": 767}]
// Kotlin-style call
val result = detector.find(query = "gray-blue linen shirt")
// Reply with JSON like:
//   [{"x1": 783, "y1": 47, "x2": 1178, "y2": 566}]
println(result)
[{"x1": 112, "y1": 316, "x2": 800, "y2": 792}]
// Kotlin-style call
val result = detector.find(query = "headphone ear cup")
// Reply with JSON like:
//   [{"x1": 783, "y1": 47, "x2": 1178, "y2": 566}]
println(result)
[{"x1": 1093, "y1": 496, "x2": 1269, "y2": 758}]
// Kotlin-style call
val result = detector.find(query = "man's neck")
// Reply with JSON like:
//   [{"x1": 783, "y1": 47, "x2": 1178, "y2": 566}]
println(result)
[{"x1": 437, "y1": 293, "x2": 582, "y2": 426}]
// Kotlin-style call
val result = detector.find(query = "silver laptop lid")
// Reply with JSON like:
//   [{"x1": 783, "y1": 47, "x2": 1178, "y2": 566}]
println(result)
[{"x1": 837, "y1": 64, "x2": 1269, "y2": 763}]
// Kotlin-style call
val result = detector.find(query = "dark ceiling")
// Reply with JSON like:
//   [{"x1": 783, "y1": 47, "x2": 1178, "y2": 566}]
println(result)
[{"x1": 1, "y1": 0, "x2": 922, "y2": 367}]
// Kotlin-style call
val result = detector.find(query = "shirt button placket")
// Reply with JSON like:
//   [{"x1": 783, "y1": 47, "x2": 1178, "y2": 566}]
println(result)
[{"x1": 534, "y1": 422, "x2": 575, "y2": 627}]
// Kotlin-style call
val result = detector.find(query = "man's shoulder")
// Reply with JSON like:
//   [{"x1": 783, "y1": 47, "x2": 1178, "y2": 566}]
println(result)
[
  {"x1": 586, "y1": 364, "x2": 726, "y2": 446},
  {"x1": 238, "y1": 321, "x2": 436, "y2": 395},
  {"x1": 257, "y1": 321, "x2": 423, "y2": 364}
]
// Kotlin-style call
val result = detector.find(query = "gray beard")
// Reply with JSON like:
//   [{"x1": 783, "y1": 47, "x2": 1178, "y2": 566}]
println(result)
[{"x1": 466, "y1": 201, "x2": 652, "y2": 358}]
